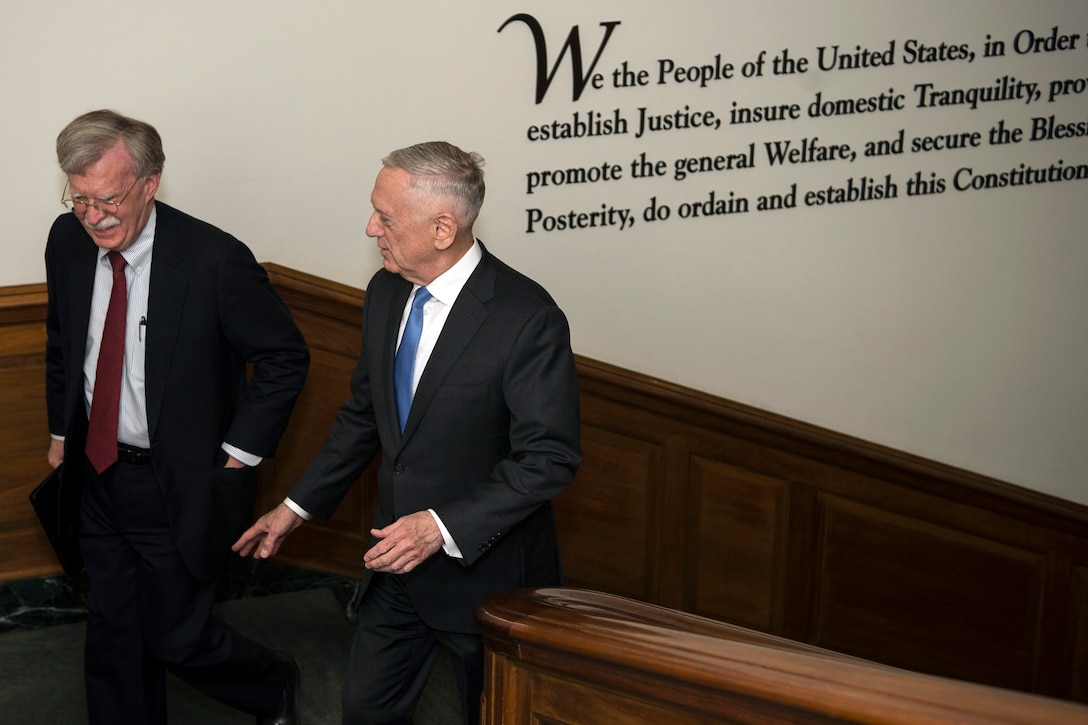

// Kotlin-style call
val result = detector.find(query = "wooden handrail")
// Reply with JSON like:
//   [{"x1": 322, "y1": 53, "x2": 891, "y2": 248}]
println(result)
[{"x1": 477, "y1": 588, "x2": 1088, "y2": 724}]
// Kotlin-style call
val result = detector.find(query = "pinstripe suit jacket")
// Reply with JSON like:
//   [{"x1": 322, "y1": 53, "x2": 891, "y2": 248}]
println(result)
[{"x1": 45, "y1": 201, "x2": 309, "y2": 581}]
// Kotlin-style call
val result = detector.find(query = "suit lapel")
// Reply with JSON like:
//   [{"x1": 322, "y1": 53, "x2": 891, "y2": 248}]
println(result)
[
  {"x1": 67, "y1": 246, "x2": 97, "y2": 363},
  {"x1": 400, "y1": 251, "x2": 496, "y2": 439},
  {"x1": 143, "y1": 204, "x2": 187, "y2": 441},
  {"x1": 67, "y1": 245, "x2": 98, "y2": 409}
]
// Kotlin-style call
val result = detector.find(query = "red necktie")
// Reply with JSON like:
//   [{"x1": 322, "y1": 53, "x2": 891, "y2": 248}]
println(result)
[{"x1": 85, "y1": 251, "x2": 127, "y2": 474}]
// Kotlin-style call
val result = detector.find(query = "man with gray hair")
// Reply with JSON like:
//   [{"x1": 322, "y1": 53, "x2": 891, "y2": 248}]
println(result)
[
  {"x1": 44, "y1": 109, "x2": 309, "y2": 724},
  {"x1": 235, "y1": 141, "x2": 582, "y2": 724}
]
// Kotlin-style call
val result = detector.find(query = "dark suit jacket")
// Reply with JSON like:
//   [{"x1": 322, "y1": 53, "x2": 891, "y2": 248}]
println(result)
[
  {"x1": 288, "y1": 243, "x2": 581, "y2": 633},
  {"x1": 45, "y1": 201, "x2": 309, "y2": 582}
]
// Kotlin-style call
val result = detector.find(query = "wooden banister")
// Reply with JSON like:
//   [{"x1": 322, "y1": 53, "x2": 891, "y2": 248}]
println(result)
[{"x1": 477, "y1": 587, "x2": 1088, "y2": 724}]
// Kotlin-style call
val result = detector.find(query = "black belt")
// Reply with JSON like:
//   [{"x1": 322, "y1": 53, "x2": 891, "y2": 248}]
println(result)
[{"x1": 116, "y1": 443, "x2": 152, "y2": 464}]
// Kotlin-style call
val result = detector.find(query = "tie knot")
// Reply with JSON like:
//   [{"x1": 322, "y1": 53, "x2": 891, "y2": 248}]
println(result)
[
  {"x1": 107, "y1": 251, "x2": 126, "y2": 274},
  {"x1": 413, "y1": 287, "x2": 432, "y2": 310}
]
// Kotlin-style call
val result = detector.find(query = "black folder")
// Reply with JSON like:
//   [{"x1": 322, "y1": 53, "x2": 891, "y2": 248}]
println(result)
[{"x1": 28, "y1": 464, "x2": 84, "y2": 578}]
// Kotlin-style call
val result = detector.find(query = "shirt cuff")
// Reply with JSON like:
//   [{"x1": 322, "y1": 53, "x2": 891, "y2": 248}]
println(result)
[
  {"x1": 428, "y1": 509, "x2": 463, "y2": 559},
  {"x1": 284, "y1": 497, "x2": 313, "y2": 521},
  {"x1": 221, "y1": 443, "x2": 262, "y2": 467}
]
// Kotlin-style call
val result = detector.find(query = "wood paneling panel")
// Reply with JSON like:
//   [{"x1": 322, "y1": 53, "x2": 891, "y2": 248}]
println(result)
[
  {"x1": 0, "y1": 287, "x2": 58, "y2": 580},
  {"x1": 0, "y1": 361, "x2": 53, "y2": 517},
  {"x1": 689, "y1": 456, "x2": 787, "y2": 630},
  {"x1": 1071, "y1": 565, "x2": 1088, "y2": 701},
  {"x1": 553, "y1": 424, "x2": 661, "y2": 600},
  {"x1": 811, "y1": 493, "x2": 1045, "y2": 690}
]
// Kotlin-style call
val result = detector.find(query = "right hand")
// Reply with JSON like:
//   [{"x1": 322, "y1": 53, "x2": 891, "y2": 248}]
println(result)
[
  {"x1": 232, "y1": 502, "x2": 304, "y2": 559},
  {"x1": 48, "y1": 439, "x2": 64, "y2": 469}
]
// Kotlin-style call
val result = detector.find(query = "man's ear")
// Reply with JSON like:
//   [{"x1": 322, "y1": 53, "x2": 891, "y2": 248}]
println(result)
[
  {"x1": 433, "y1": 212, "x2": 458, "y2": 251},
  {"x1": 143, "y1": 171, "x2": 162, "y2": 200}
]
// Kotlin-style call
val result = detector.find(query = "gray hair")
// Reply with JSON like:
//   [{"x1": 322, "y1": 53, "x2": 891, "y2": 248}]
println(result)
[
  {"x1": 383, "y1": 141, "x2": 485, "y2": 227},
  {"x1": 56, "y1": 109, "x2": 165, "y2": 178}
]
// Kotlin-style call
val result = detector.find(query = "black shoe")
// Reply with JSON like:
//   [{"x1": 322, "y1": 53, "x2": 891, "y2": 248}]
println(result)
[{"x1": 257, "y1": 653, "x2": 300, "y2": 725}]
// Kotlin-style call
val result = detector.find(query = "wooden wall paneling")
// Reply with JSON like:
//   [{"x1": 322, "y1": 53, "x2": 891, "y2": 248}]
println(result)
[
  {"x1": 260, "y1": 345, "x2": 366, "y2": 506},
  {"x1": 553, "y1": 415, "x2": 663, "y2": 602},
  {"x1": 1070, "y1": 564, "x2": 1088, "y2": 701},
  {"x1": 0, "y1": 520, "x2": 59, "y2": 581},
  {"x1": 0, "y1": 287, "x2": 62, "y2": 580},
  {"x1": 658, "y1": 430, "x2": 692, "y2": 612},
  {"x1": 7, "y1": 272, "x2": 1088, "y2": 703},
  {"x1": 567, "y1": 352, "x2": 1088, "y2": 701},
  {"x1": 0, "y1": 356, "x2": 57, "y2": 577},
  {"x1": 791, "y1": 447, "x2": 1088, "y2": 699},
  {"x1": 781, "y1": 481, "x2": 819, "y2": 643},
  {"x1": 688, "y1": 454, "x2": 788, "y2": 632},
  {"x1": 1031, "y1": 553, "x2": 1072, "y2": 699},
  {"x1": 1, "y1": 327, "x2": 51, "y2": 484},
  {"x1": 810, "y1": 492, "x2": 1046, "y2": 691}
]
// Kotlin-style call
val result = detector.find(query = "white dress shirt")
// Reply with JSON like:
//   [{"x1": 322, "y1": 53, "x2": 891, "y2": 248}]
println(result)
[
  {"x1": 285, "y1": 241, "x2": 484, "y2": 559},
  {"x1": 83, "y1": 208, "x2": 156, "y2": 449}
]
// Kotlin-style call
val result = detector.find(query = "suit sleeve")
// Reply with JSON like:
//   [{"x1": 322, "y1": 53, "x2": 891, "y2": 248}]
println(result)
[
  {"x1": 44, "y1": 230, "x2": 66, "y2": 437},
  {"x1": 285, "y1": 286, "x2": 383, "y2": 519},
  {"x1": 437, "y1": 303, "x2": 582, "y2": 566},
  {"x1": 43, "y1": 215, "x2": 89, "y2": 439},
  {"x1": 216, "y1": 241, "x2": 310, "y2": 457}
]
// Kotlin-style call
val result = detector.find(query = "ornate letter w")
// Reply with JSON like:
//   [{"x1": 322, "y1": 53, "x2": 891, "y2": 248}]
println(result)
[{"x1": 498, "y1": 14, "x2": 621, "y2": 104}]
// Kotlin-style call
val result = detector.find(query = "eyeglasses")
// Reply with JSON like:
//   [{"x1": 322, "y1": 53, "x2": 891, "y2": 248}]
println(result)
[{"x1": 61, "y1": 179, "x2": 136, "y2": 214}]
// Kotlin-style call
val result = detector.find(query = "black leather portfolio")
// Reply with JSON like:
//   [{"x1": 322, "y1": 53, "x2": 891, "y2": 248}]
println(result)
[{"x1": 28, "y1": 464, "x2": 84, "y2": 578}]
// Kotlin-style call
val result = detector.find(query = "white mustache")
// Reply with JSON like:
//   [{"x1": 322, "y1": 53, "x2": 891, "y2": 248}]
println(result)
[{"x1": 86, "y1": 215, "x2": 121, "y2": 231}]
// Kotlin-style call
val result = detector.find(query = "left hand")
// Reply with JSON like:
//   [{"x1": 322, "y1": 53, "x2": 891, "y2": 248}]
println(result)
[{"x1": 364, "y1": 511, "x2": 444, "y2": 574}]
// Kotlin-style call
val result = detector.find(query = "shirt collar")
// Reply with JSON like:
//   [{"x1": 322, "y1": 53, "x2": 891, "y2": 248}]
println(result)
[{"x1": 417, "y1": 239, "x2": 482, "y2": 307}]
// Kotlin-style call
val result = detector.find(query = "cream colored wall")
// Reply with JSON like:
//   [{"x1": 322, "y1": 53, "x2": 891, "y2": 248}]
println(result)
[{"x1": 5, "y1": 1, "x2": 1087, "y2": 505}]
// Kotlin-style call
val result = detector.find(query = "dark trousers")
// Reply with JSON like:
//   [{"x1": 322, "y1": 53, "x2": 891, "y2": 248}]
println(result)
[
  {"x1": 80, "y1": 458, "x2": 282, "y2": 724},
  {"x1": 342, "y1": 572, "x2": 483, "y2": 725}
]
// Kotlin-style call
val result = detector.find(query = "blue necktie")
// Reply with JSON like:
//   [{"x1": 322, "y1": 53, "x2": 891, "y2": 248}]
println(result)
[{"x1": 394, "y1": 287, "x2": 431, "y2": 431}]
